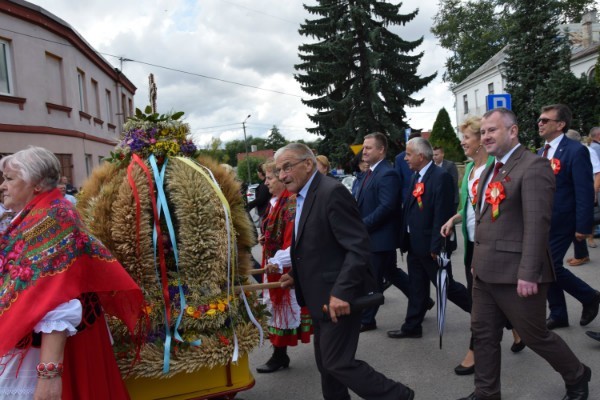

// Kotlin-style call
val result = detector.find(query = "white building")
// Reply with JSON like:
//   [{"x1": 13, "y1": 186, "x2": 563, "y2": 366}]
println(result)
[
  {"x1": 452, "y1": 12, "x2": 599, "y2": 128},
  {"x1": 0, "y1": 0, "x2": 136, "y2": 189}
]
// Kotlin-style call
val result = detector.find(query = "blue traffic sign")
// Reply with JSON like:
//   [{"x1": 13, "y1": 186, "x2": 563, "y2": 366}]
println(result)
[{"x1": 486, "y1": 94, "x2": 512, "y2": 111}]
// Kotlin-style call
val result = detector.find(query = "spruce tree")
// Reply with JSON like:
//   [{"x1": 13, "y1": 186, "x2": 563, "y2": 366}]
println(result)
[
  {"x1": 295, "y1": 0, "x2": 436, "y2": 163},
  {"x1": 429, "y1": 108, "x2": 465, "y2": 162},
  {"x1": 265, "y1": 125, "x2": 288, "y2": 150}
]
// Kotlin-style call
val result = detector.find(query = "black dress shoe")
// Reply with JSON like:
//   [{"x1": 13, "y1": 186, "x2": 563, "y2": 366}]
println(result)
[
  {"x1": 454, "y1": 363, "x2": 475, "y2": 376},
  {"x1": 360, "y1": 322, "x2": 377, "y2": 332},
  {"x1": 547, "y1": 317, "x2": 569, "y2": 330},
  {"x1": 562, "y1": 364, "x2": 591, "y2": 400},
  {"x1": 585, "y1": 330, "x2": 600, "y2": 342},
  {"x1": 580, "y1": 291, "x2": 600, "y2": 326},
  {"x1": 457, "y1": 393, "x2": 481, "y2": 400},
  {"x1": 387, "y1": 329, "x2": 422, "y2": 339},
  {"x1": 256, "y1": 353, "x2": 290, "y2": 373},
  {"x1": 510, "y1": 340, "x2": 526, "y2": 353}
]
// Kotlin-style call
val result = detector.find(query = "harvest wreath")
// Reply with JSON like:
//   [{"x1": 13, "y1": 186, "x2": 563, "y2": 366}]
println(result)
[{"x1": 77, "y1": 106, "x2": 267, "y2": 378}]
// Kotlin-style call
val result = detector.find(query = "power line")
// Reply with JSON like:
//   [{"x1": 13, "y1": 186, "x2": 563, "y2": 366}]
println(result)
[{"x1": 0, "y1": 26, "x2": 303, "y2": 98}]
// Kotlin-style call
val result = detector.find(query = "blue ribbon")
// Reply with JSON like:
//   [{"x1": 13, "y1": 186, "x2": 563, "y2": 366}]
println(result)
[{"x1": 149, "y1": 155, "x2": 202, "y2": 374}]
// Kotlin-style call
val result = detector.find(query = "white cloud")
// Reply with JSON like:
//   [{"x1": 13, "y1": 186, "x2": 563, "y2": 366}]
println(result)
[{"x1": 30, "y1": 0, "x2": 456, "y2": 147}]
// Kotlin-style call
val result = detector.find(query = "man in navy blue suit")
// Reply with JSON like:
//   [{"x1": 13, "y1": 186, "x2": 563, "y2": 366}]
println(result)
[
  {"x1": 355, "y1": 132, "x2": 412, "y2": 332},
  {"x1": 388, "y1": 137, "x2": 471, "y2": 338},
  {"x1": 537, "y1": 104, "x2": 600, "y2": 330}
]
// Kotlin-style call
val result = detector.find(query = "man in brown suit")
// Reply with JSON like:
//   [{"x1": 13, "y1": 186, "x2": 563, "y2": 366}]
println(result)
[{"x1": 458, "y1": 108, "x2": 591, "y2": 400}]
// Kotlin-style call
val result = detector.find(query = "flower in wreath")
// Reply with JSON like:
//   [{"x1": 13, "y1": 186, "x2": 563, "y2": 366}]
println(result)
[
  {"x1": 485, "y1": 182, "x2": 506, "y2": 221},
  {"x1": 550, "y1": 158, "x2": 561, "y2": 175}
]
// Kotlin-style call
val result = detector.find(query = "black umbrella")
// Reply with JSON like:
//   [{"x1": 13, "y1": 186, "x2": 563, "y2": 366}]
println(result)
[{"x1": 436, "y1": 249, "x2": 450, "y2": 349}]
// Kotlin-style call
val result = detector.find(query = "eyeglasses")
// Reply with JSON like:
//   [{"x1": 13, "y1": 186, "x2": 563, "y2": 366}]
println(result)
[
  {"x1": 275, "y1": 159, "x2": 306, "y2": 175},
  {"x1": 537, "y1": 118, "x2": 561, "y2": 125}
]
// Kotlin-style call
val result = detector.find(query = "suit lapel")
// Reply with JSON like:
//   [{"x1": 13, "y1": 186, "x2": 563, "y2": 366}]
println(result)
[
  {"x1": 295, "y1": 172, "x2": 320, "y2": 246},
  {"x1": 358, "y1": 161, "x2": 386, "y2": 205},
  {"x1": 478, "y1": 146, "x2": 525, "y2": 217}
]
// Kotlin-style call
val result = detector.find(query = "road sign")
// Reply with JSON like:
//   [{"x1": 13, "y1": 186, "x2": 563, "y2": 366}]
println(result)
[{"x1": 486, "y1": 94, "x2": 512, "y2": 111}]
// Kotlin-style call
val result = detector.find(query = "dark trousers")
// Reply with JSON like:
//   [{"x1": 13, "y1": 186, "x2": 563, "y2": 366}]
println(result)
[
  {"x1": 472, "y1": 279, "x2": 584, "y2": 399},
  {"x1": 401, "y1": 252, "x2": 471, "y2": 333},
  {"x1": 313, "y1": 312, "x2": 409, "y2": 400},
  {"x1": 547, "y1": 231, "x2": 597, "y2": 322},
  {"x1": 361, "y1": 250, "x2": 409, "y2": 325},
  {"x1": 572, "y1": 236, "x2": 589, "y2": 259}
]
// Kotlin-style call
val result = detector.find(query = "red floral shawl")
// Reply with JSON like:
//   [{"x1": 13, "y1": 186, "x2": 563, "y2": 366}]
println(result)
[
  {"x1": 261, "y1": 189, "x2": 295, "y2": 264},
  {"x1": 0, "y1": 188, "x2": 143, "y2": 356}
]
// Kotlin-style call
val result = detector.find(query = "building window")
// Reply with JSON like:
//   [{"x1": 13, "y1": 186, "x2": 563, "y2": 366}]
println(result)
[
  {"x1": 55, "y1": 154, "x2": 74, "y2": 186},
  {"x1": 474, "y1": 89, "x2": 479, "y2": 113},
  {"x1": 91, "y1": 79, "x2": 100, "y2": 117},
  {"x1": 463, "y1": 94, "x2": 469, "y2": 114},
  {"x1": 85, "y1": 154, "x2": 93, "y2": 176},
  {"x1": 98, "y1": 155, "x2": 104, "y2": 165},
  {"x1": 77, "y1": 69, "x2": 87, "y2": 112},
  {"x1": 488, "y1": 83, "x2": 495, "y2": 95},
  {"x1": 128, "y1": 97, "x2": 133, "y2": 117},
  {"x1": 105, "y1": 89, "x2": 113, "y2": 123},
  {"x1": 121, "y1": 93, "x2": 127, "y2": 121},
  {"x1": 45, "y1": 52, "x2": 64, "y2": 104},
  {"x1": 0, "y1": 39, "x2": 13, "y2": 95}
]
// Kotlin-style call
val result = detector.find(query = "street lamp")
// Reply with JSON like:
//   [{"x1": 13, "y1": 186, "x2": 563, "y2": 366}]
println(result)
[{"x1": 242, "y1": 114, "x2": 252, "y2": 185}]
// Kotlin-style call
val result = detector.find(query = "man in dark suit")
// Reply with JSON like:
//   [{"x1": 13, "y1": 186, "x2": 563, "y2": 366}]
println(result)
[
  {"x1": 458, "y1": 107, "x2": 590, "y2": 400},
  {"x1": 433, "y1": 146, "x2": 460, "y2": 211},
  {"x1": 356, "y1": 132, "x2": 411, "y2": 332},
  {"x1": 276, "y1": 143, "x2": 414, "y2": 400},
  {"x1": 394, "y1": 132, "x2": 421, "y2": 202},
  {"x1": 388, "y1": 137, "x2": 471, "y2": 339},
  {"x1": 536, "y1": 104, "x2": 600, "y2": 330}
]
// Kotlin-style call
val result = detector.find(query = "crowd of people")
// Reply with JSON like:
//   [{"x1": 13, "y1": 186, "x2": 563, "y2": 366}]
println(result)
[
  {"x1": 2, "y1": 104, "x2": 599, "y2": 399},
  {"x1": 246, "y1": 104, "x2": 598, "y2": 400}
]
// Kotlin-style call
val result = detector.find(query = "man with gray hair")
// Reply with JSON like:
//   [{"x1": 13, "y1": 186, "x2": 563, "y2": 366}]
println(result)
[
  {"x1": 276, "y1": 142, "x2": 415, "y2": 400},
  {"x1": 388, "y1": 137, "x2": 471, "y2": 339}
]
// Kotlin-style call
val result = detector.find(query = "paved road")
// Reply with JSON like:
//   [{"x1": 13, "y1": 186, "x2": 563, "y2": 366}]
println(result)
[{"x1": 240, "y1": 231, "x2": 600, "y2": 399}]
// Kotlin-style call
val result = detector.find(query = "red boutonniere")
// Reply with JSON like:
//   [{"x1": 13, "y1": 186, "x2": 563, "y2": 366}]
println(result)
[
  {"x1": 485, "y1": 182, "x2": 506, "y2": 221},
  {"x1": 471, "y1": 178, "x2": 480, "y2": 206},
  {"x1": 550, "y1": 158, "x2": 561, "y2": 175},
  {"x1": 412, "y1": 182, "x2": 425, "y2": 210}
]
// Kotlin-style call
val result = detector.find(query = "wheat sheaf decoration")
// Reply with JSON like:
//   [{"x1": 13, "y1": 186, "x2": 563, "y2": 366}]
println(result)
[{"x1": 78, "y1": 106, "x2": 266, "y2": 378}]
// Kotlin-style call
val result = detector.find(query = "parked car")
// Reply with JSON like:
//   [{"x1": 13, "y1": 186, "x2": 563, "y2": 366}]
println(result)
[{"x1": 246, "y1": 183, "x2": 259, "y2": 203}]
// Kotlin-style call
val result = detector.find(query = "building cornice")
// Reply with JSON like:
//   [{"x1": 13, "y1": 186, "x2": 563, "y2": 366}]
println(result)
[{"x1": 0, "y1": 123, "x2": 119, "y2": 146}]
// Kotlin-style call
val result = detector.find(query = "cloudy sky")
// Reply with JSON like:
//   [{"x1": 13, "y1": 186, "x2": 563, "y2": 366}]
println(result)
[{"x1": 32, "y1": 0, "x2": 455, "y2": 147}]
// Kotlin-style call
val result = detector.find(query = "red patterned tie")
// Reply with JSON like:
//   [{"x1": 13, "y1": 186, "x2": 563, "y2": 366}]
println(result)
[{"x1": 542, "y1": 144, "x2": 551, "y2": 159}]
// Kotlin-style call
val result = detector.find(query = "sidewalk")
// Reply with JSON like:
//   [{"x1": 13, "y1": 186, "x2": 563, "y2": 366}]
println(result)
[{"x1": 242, "y1": 231, "x2": 600, "y2": 400}]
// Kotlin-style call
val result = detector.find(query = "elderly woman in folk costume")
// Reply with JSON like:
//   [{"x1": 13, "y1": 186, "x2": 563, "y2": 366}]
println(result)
[
  {"x1": 0, "y1": 146, "x2": 143, "y2": 400},
  {"x1": 256, "y1": 160, "x2": 311, "y2": 373}
]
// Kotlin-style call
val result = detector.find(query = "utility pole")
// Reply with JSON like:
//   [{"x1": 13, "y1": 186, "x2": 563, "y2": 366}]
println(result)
[{"x1": 242, "y1": 114, "x2": 252, "y2": 185}]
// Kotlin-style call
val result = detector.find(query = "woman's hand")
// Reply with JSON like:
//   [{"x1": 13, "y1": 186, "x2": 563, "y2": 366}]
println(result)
[
  {"x1": 34, "y1": 376, "x2": 62, "y2": 400},
  {"x1": 440, "y1": 217, "x2": 455, "y2": 237},
  {"x1": 265, "y1": 263, "x2": 279, "y2": 274},
  {"x1": 258, "y1": 234, "x2": 265, "y2": 245}
]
